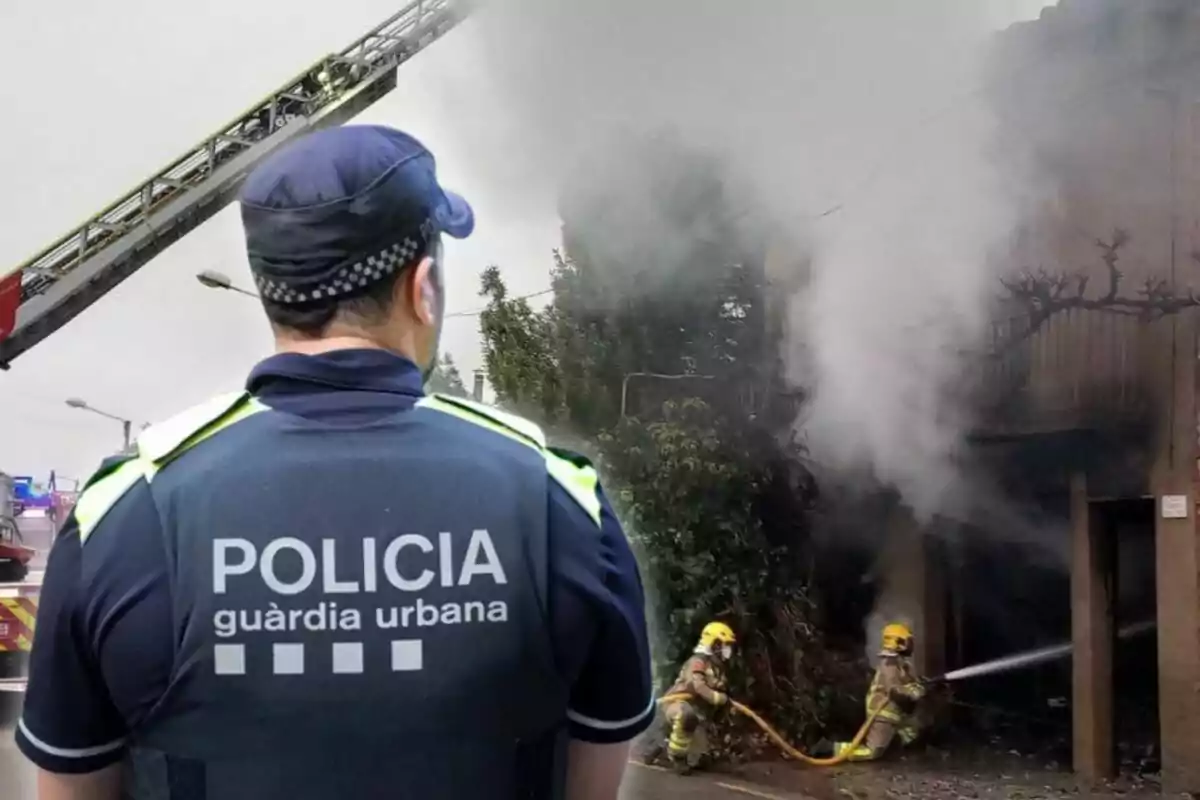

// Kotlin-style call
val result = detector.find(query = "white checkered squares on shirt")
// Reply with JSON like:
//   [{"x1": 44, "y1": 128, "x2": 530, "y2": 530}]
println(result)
[{"x1": 212, "y1": 640, "x2": 424, "y2": 675}]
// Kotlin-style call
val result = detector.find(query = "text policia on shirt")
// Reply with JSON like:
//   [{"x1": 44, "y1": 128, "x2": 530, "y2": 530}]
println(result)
[{"x1": 209, "y1": 529, "x2": 509, "y2": 676}]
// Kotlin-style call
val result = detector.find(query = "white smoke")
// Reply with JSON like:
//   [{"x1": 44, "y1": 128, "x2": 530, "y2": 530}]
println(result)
[{"x1": 462, "y1": 0, "x2": 1034, "y2": 516}]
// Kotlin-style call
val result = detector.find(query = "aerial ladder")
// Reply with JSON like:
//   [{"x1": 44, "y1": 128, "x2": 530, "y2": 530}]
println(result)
[{"x1": 0, "y1": 0, "x2": 469, "y2": 369}]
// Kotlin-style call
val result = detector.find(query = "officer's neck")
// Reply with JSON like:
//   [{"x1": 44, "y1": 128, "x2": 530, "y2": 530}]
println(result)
[
  {"x1": 273, "y1": 320, "x2": 425, "y2": 365},
  {"x1": 275, "y1": 335, "x2": 391, "y2": 356},
  {"x1": 272, "y1": 312, "x2": 425, "y2": 362},
  {"x1": 274, "y1": 326, "x2": 422, "y2": 360}
]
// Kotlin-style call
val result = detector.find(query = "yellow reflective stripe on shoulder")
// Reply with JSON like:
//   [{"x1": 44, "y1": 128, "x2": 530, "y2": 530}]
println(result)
[
  {"x1": 416, "y1": 395, "x2": 544, "y2": 450},
  {"x1": 143, "y1": 396, "x2": 269, "y2": 477},
  {"x1": 427, "y1": 393, "x2": 547, "y2": 448},
  {"x1": 545, "y1": 450, "x2": 602, "y2": 526},
  {"x1": 417, "y1": 395, "x2": 602, "y2": 526},
  {"x1": 77, "y1": 392, "x2": 269, "y2": 545},
  {"x1": 75, "y1": 458, "x2": 150, "y2": 544},
  {"x1": 137, "y1": 390, "x2": 257, "y2": 464}
]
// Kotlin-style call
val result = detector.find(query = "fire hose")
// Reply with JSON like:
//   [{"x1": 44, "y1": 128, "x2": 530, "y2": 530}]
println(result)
[
  {"x1": 656, "y1": 691, "x2": 889, "y2": 767},
  {"x1": 652, "y1": 624, "x2": 1159, "y2": 769}
]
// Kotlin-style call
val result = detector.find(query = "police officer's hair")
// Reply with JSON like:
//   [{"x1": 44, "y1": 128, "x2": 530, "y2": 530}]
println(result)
[{"x1": 261, "y1": 246, "x2": 430, "y2": 338}]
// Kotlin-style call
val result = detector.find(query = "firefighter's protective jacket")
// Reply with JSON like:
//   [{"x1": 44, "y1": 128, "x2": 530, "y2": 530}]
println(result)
[
  {"x1": 667, "y1": 652, "x2": 727, "y2": 709},
  {"x1": 866, "y1": 655, "x2": 925, "y2": 723}
]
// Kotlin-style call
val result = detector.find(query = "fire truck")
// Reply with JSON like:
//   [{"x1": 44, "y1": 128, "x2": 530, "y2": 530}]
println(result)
[
  {"x1": 0, "y1": 574, "x2": 39, "y2": 693},
  {"x1": 0, "y1": 474, "x2": 40, "y2": 692}
]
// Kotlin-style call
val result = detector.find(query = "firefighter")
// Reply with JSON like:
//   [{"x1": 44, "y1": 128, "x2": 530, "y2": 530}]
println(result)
[
  {"x1": 817, "y1": 622, "x2": 927, "y2": 761},
  {"x1": 659, "y1": 621, "x2": 737, "y2": 774}
]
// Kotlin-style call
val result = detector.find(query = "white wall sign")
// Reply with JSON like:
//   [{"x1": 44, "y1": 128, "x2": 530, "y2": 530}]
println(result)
[{"x1": 1161, "y1": 494, "x2": 1189, "y2": 519}]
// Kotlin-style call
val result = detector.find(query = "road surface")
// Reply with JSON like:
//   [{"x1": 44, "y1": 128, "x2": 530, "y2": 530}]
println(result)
[
  {"x1": 622, "y1": 761, "x2": 812, "y2": 799},
  {"x1": 0, "y1": 695, "x2": 33, "y2": 799},
  {"x1": 0, "y1": 693, "x2": 807, "y2": 800}
]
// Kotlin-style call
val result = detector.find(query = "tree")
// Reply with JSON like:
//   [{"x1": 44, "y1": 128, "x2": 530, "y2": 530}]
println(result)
[
  {"x1": 478, "y1": 137, "x2": 855, "y2": 749},
  {"x1": 426, "y1": 353, "x2": 467, "y2": 397},
  {"x1": 478, "y1": 267, "x2": 561, "y2": 418}
]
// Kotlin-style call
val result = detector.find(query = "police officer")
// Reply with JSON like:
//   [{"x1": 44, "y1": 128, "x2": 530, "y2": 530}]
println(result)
[{"x1": 17, "y1": 125, "x2": 655, "y2": 800}]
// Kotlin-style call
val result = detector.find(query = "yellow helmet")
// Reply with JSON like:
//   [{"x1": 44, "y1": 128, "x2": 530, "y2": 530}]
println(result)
[
  {"x1": 881, "y1": 623, "x2": 914, "y2": 655},
  {"x1": 699, "y1": 621, "x2": 737, "y2": 650}
]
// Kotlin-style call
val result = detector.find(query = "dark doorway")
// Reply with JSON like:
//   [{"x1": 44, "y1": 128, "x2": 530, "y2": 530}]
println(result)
[{"x1": 1099, "y1": 497, "x2": 1159, "y2": 775}]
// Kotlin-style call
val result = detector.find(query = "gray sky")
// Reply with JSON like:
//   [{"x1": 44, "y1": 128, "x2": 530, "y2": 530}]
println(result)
[{"x1": 0, "y1": 0, "x2": 1050, "y2": 484}]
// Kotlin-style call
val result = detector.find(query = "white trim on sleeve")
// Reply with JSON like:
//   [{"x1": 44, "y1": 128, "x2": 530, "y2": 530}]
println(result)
[
  {"x1": 566, "y1": 693, "x2": 657, "y2": 731},
  {"x1": 17, "y1": 718, "x2": 126, "y2": 759}
]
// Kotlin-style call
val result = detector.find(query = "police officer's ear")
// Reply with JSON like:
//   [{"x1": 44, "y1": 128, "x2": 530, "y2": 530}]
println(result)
[{"x1": 397, "y1": 256, "x2": 438, "y2": 326}]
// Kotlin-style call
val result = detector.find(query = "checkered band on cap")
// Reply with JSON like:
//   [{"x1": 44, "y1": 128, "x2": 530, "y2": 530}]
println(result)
[{"x1": 253, "y1": 234, "x2": 424, "y2": 305}]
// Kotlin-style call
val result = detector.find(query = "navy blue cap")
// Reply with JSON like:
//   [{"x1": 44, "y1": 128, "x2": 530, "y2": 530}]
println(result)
[{"x1": 239, "y1": 125, "x2": 474, "y2": 305}]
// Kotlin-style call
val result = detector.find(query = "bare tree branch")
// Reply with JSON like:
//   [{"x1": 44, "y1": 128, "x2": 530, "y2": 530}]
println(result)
[{"x1": 995, "y1": 228, "x2": 1200, "y2": 354}]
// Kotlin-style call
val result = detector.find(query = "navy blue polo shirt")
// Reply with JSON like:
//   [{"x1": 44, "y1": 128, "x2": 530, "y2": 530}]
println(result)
[{"x1": 17, "y1": 349, "x2": 655, "y2": 774}]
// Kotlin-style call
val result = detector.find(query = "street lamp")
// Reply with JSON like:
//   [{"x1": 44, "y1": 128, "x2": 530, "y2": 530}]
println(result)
[
  {"x1": 619, "y1": 372, "x2": 717, "y2": 419},
  {"x1": 196, "y1": 270, "x2": 260, "y2": 299},
  {"x1": 65, "y1": 398, "x2": 133, "y2": 452}
]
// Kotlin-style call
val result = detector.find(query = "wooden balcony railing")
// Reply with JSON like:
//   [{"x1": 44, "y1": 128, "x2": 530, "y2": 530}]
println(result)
[{"x1": 969, "y1": 308, "x2": 1157, "y2": 437}]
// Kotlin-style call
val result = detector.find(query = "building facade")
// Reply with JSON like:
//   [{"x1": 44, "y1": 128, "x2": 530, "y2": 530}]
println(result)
[{"x1": 880, "y1": 0, "x2": 1200, "y2": 791}]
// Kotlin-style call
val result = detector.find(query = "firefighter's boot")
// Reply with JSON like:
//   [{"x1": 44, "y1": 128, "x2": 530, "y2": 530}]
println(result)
[
  {"x1": 668, "y1": 754, "x2": 694, "y2": 776},
  {"x1": 640, "y1": 739, "x2": 664, "y2": 765}
]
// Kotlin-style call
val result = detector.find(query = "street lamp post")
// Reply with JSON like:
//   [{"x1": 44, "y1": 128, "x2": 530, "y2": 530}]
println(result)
[
  {"x1": 619, "y1": 372, "x2": 717, "y2": 419},
  {"x1": 65, "y1": 398, "x2": 134, "y2": 452},
  {"x1": 196, "y1": 270, "x2": 260, "y2": 299}
]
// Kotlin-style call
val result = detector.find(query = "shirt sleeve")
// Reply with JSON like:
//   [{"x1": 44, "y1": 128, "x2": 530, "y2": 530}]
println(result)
[
  {"x1": 15, "y1": 472, "x2": 174, "y2": 774},
  {"x1": 546, "y1": 462, "x2": 655, "y2": 744}
]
